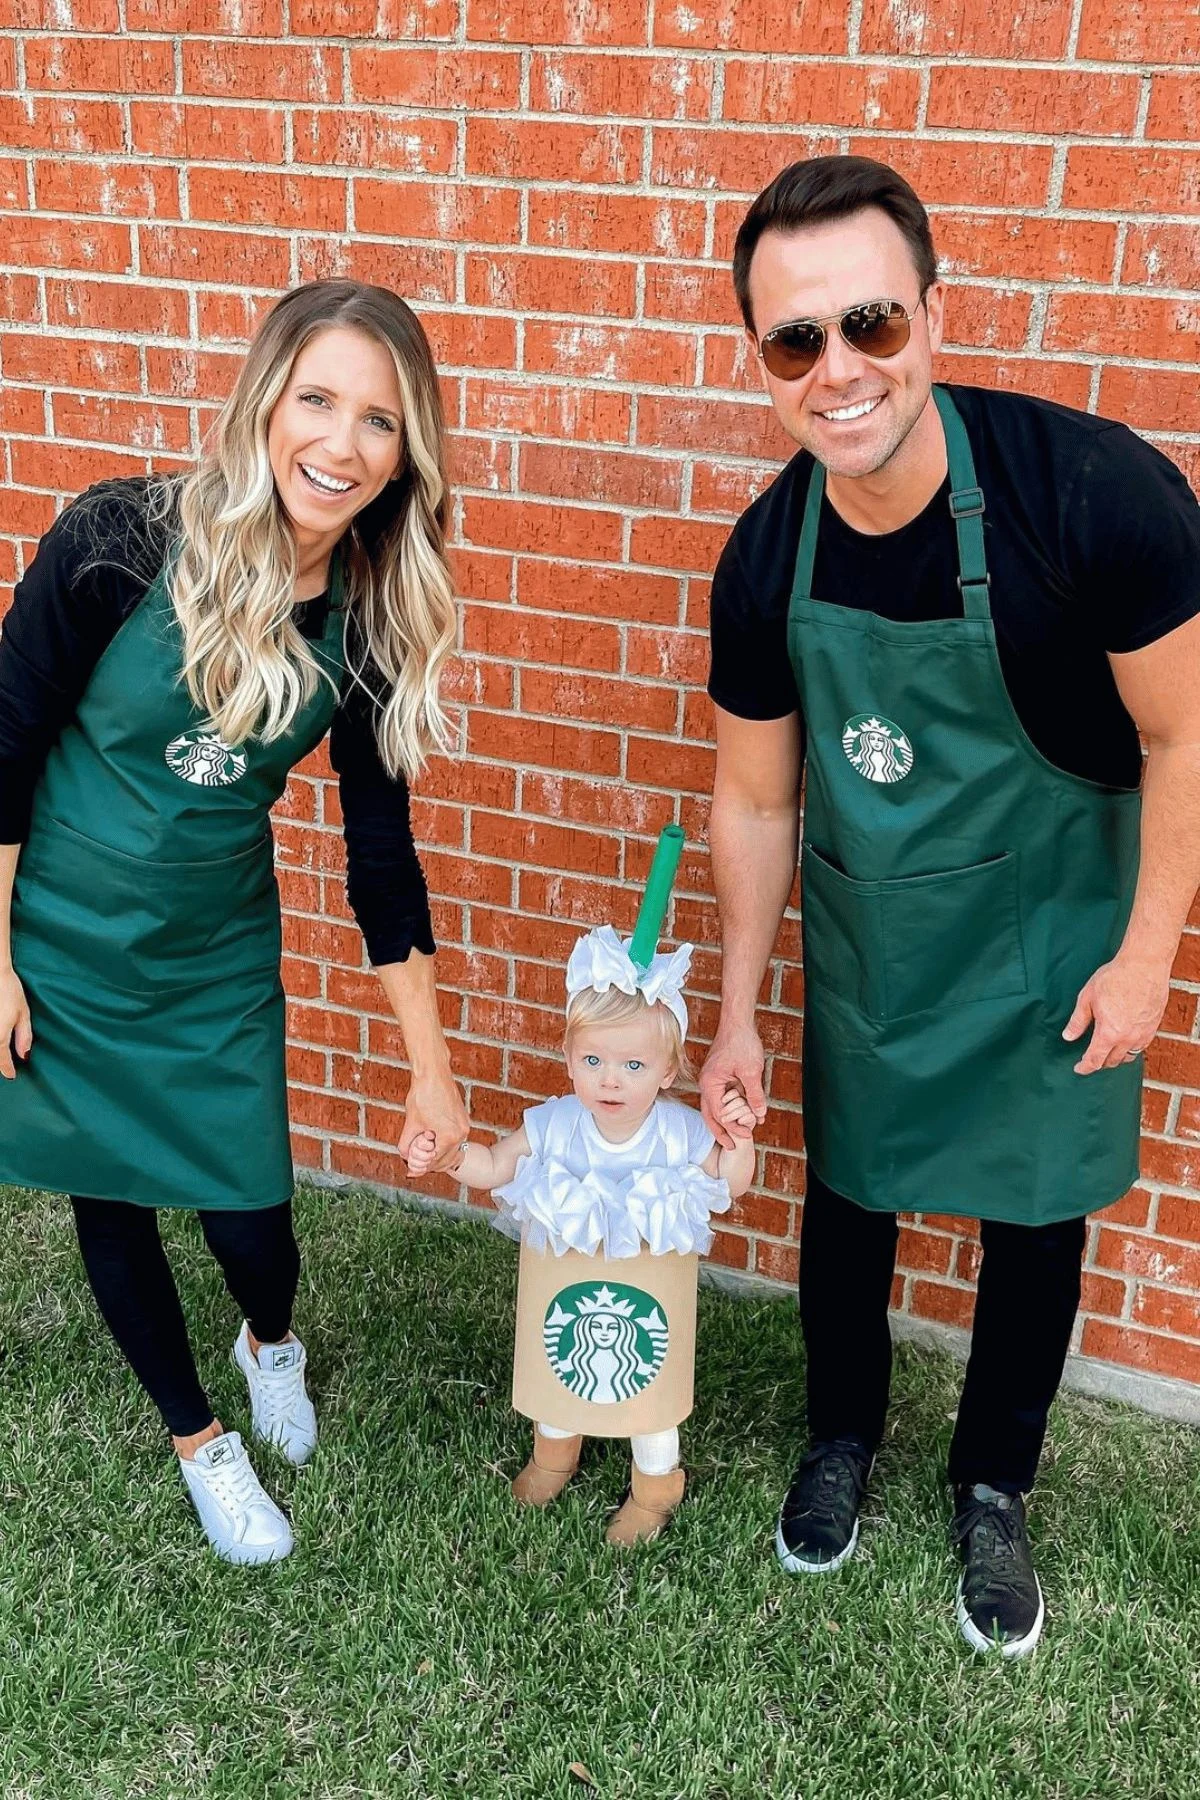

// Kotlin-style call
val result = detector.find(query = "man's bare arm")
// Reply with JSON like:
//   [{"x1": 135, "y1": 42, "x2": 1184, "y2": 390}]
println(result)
[
  {"x1": 1064, "y1": 612, "x2": 1200, "y2": 1073},
  {"x1": 700, "y1": 705, "x2": 803, "y2": 1142}
]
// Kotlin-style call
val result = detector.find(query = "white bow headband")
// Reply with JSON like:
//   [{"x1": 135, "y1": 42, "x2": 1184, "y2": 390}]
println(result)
[{"x1": 565, "y1": 924, "x2": 693, "y2": 1036}]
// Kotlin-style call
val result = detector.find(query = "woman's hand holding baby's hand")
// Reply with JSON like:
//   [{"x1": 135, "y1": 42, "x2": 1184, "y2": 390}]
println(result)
[
  {"x1": 718, "y1": 1085, "x2": 757, "y2": 1140},
  {"x1": 406, "y1": 1129, "x2": 439, "y2": 1177}
]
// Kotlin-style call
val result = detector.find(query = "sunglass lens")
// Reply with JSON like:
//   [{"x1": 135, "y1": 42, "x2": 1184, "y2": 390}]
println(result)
[
  {"x1": 840, "y1": 301, "x2": 911, "y2": 359},
  {"x1": 761, "y1": 322, "x2": 824, "y2": 380}
]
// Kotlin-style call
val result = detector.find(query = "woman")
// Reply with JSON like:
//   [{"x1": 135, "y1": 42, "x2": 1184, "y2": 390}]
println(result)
[{"x1": 0, "y1": 280, "x2": 470, "y2": 1563}]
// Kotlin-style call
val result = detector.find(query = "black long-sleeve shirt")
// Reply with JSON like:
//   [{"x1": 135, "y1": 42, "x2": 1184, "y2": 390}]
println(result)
[{"x1": 0, "y1": 479, "x2": 435, "y2": 967}]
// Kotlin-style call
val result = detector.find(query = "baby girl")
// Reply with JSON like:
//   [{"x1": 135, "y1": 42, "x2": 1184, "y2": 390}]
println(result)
[{"x1": 409, "y1": 921, "x2": 756, "y2": 1545}]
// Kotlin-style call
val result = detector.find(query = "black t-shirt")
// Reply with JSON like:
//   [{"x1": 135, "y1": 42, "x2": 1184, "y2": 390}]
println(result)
[
  {"x1": 0, "y1": 479, "x2": 435, "y2": 966},
  {"x1": 708, "y1": 385, "x2": 1200, "y2": 789}
]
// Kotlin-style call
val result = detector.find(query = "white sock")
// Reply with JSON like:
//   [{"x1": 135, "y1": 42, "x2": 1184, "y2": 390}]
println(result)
[
  {"x1": 537, "y1": 1422, "x2": 576, "y2": 1440},
  {"x1": 631, "y1": 1428, "x2": 680, "y2": 1476}
]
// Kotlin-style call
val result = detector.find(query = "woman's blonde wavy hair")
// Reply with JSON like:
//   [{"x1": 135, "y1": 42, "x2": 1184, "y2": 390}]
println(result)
[{"x1": 161, "y1": 280, "x2": 455, "y2": 782}]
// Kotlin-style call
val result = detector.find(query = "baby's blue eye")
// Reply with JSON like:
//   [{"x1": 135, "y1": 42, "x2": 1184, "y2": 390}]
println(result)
[
  {"x1": 626, "y1": 1060, "x2": 643, "y2": 1071},
  {"x1": 584, "y1": 1055, "x2": 600, "y2": 1067}
]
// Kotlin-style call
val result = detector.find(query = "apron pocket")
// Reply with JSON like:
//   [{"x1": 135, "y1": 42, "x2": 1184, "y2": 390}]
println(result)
[
  {"x1": 801, "y1": 842, "x2": 886, "y2": 1021},
  {"x1": 802, "y1": 843, "x2": 1027, "y2": 1024},
  {"x1": 878, "y1": 850, "x2": 1027, "y2": 1020},
  {"x1": 14, "y1": 816, "x2": 280, "y2": 993}
]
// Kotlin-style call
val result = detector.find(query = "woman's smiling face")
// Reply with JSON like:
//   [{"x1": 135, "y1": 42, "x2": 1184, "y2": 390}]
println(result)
[{"x1": 267, "y1": 324, "x2": 405, "y2": 556}]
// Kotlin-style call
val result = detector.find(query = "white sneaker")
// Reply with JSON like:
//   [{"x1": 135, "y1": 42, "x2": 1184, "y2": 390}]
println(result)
[
  {"x1": 233, "y1": 1322, "x2": 318, "y2": 1466},
  {"x1": 178, "y1": 1431, "x2": 294, "y2": 1565}
]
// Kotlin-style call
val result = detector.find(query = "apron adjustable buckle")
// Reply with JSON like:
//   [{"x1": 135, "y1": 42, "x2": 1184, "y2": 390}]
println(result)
[
  {"x1": 948, "y1": 486, "x2": 986, "y2": 520},
  {"x1": 957, "y1": 571, "x2": 991, "y2": 592}
]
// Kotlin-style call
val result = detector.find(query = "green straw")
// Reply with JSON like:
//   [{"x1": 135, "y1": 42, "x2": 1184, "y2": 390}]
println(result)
[{"x1": 628, "y1": 824, "x2": 685, "y2": 970}]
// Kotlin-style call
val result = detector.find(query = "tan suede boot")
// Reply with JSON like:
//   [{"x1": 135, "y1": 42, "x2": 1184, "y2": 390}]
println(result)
[
  {"x1": 511, "y1": 1431, "x2": 583, "y2": 1507},
  {"x1": 605, "y1": 1465, "x2": 686, "y2": 1547}
]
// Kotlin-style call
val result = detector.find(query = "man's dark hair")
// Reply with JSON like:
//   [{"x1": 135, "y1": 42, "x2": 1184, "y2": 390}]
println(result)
[{"x1": 732, "y1": 155, "x2": 939, "y2": 333}]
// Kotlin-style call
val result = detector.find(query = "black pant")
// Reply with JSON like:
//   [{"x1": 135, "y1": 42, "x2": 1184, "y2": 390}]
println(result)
[
  {"x1": 71, "y1": 1195, "x2": 300, "y2": 1437},
  {"x1": 799, "y1": 1168, "x2": 1087, "y2": 1495}
]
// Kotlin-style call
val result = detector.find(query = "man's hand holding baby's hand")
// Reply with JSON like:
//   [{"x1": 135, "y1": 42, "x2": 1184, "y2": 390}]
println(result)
[
  {"x1": 709, "y1": 1083, "x2": 758, "y2": 1199},
  {"x1": 406, "y1": 1129, "x2": 439, "y2": 1177},
  {"x1": 718, "y1": 1085, "x2": 757, "y2": 1140}
]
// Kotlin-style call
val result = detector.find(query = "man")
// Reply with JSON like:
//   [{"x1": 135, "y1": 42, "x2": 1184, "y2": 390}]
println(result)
[{"x1": 698, "y1": 155, "x2": 1200, "y2": 1658}]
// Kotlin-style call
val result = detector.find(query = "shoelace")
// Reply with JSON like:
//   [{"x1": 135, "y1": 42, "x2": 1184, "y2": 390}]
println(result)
[
  {"x1": 953, "y1": 1496, "x2": 1031, "y2": 1603},
  {"x1": 783, "y1": 1443, "x2": 868, "y2": 1526},
  {"x1": 251, "y1": 1359, "x2": 306, "y2": 1435},
  {"x1": 199, "y1": 1448, "x2": 268, "y2": 1515}
]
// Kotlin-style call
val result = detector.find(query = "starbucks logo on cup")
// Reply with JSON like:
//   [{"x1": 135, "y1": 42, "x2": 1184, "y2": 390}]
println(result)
[
  {"x1": 543, "y1": 1281, "x2": 668, "y2": 1404},
  {"x1": 842, "y1": 714, "x2": 914, "y2": 784},
  {"x1": 165, "y1": 728, "x2": 248, "y2": 788}
]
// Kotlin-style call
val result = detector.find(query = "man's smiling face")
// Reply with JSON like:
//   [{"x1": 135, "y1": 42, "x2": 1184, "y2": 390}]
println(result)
[{"x1": 746, "y1": 205, "x2": 945, "y2": 480}]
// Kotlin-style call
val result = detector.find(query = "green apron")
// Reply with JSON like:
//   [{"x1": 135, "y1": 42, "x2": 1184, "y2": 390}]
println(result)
[
  {"x1": 1, "y1": 552, "x2": 346, "y2": 1210},
  {"x1": 788, "y1": 386, "x2": 1142, "y2": 1226}
]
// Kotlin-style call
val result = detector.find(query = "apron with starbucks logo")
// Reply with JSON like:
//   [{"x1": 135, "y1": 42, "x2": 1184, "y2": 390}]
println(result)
[
  {"x1": 1, "y1": 551, "x2": 346, "y2": 1210},
  {"x1": 789, "y1": 386, "x2": 1142, "y2": 1226}
]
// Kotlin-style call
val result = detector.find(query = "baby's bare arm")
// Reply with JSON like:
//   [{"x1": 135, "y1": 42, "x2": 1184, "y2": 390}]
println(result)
[
  {"x1": 451, "y1": 1125, "x2": 530, "y2": 1191},
  {"x1": 716, "y1": 1136, "x2": 757, "y2": 1198}
]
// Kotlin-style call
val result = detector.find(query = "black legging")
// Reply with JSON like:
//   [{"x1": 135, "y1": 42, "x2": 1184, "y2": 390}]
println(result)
[
  {"x1": 799, "y1": 1167, "x2": 1087, "y2": 1494},
  {"x1": 71, "y1": 1195, "x2": 300, "y2": 1437}
]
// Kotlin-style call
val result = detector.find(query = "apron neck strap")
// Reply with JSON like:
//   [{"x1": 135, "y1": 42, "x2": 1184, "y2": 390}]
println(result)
[
  {"x1": 790, "y1": 385, "x2": 992, "y2": 623},
  {"x1": 328, "y1": 543, "x2": 347, "y2": 614},
  {"x1": 933, "y1": 384, "x2": 991, "y2": 621},
  {"x1": 793, "y1": 451, "x2": 826, "y2": 603}
]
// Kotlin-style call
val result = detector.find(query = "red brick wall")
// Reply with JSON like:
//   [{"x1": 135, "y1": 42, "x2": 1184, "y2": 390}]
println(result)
[{"x1": 2, "y1": 2, "x2": 1200, "y2": 1389}]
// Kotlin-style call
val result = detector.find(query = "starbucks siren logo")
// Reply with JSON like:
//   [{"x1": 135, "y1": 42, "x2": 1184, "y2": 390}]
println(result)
[
  {"x1": 164, "y1": 728, "x2": 248, "y2": 788},
  {"x1": 842, "y1": 714, "x2": 914, "y2": 785},
  {"x1": 543, "y1": 1281, "x2": 668, "y2": 1404}
]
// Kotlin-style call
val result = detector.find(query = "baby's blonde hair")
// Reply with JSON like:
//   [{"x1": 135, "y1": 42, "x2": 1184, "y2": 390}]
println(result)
[{"x1": 563, "y1": 986, "x2": 695, "y2": 1084}]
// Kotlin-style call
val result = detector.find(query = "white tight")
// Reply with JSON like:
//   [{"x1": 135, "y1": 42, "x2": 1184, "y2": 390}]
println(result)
[{"x1": 537, "y1": 1420, "x2": 680, "y2": 1475}]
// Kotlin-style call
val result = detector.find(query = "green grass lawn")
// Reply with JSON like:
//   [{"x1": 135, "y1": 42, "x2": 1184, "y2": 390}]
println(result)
[{"x1": 1, "y1": 1181, "x2": 1199, "y2": 1800}]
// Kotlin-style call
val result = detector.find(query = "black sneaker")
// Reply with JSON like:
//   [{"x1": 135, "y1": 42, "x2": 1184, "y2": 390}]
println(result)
[
  {"x1": 952, "y1": 1483, "x2": 1045, "y2": 1658},
  {"x1": 775, "y1": 1438, "x2": 872, "y2": 1575}
]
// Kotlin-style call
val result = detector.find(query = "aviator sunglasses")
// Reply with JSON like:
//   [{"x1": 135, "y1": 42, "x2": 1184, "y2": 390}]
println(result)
[{"x1": 757, "y1": 296, "x2": 925, "y2": 381}]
